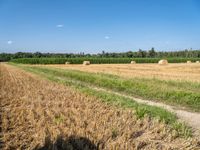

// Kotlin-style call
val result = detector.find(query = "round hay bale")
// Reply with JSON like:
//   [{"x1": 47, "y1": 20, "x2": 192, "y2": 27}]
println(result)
[
  {"x1": 130, "y1": 61, "x2": 136, "y2": 64},
  {"x1": 83, "y1": 61, "x2": 90, "y2": 65},
  {"x1": 196, "y1": 61, "x2": 199, "y2": 63},
  {"x1": 158, "y1": 59, "x2": 168, "y2": 65},
  {"x1": 187, "y1": 61, "x2": 192, "y2": 63},
  {"x1": 65, "y1": 61, "x2": 70, "y2": 64}
]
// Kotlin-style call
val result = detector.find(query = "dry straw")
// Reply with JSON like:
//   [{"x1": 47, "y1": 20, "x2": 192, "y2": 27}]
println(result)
[
  {"x1": 65, "y1": 61, "x2": 70, "y2": 64},
  {"x1": 83, "y1": 61, "x2": 90, "y2": 65},
  {"x1": 158, "y1": 59, "x2": 168, "y2": 65},
  {"x1": 130, "y1": 61, "x2": 136, "y2": 64},
  {"x1": 187, "y1": 61, "x2": 192, "y2": 63}
]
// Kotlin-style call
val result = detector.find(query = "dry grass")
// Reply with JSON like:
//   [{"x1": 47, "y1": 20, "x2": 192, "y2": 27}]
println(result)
[
  {"x1": 0, "y1": 64, "x2": 200, "y2": 149},
  {"x1": 45, "y1": 63, "x2": 200, "y2": 83}
]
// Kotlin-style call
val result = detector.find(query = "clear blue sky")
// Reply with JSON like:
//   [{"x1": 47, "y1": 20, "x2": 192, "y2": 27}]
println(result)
[{"x1": 0, "y1": 0, "x2": 200, "y2": 53}]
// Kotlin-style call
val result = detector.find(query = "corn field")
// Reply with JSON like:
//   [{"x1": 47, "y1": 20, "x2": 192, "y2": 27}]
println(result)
[{"x1": 10, "y1": 57, "x2": 200, "y2": 64}]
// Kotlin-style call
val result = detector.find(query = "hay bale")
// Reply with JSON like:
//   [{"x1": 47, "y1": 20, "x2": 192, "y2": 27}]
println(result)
[
  {"x1": 83, "y1": 61, "x2": 90, "y2": 65},
  {"x1": 158, "y1": 59, "x2": 168, "y2": 65},
  {"x1": 65, "y1": 61, "x2": 70, "y2": 64},
  {"x1": 196, "y1": 61, "x2": 199, "y2": 63},
  {"x1": 131, "y1": 61, "x2": 136, "y2": 64},
  {"x1": 187, "y1": 61, "x2": 192, "y2": 63}
]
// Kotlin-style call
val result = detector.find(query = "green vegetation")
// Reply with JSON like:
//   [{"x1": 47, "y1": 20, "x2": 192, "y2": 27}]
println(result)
[
  {"x1": 10, "y1": 57, "x2": 200, "y2": 64},
  {"x1": 1, "y1": 49, "x2": 200, "y2": 62},
  {"x1": 10, "y1": 63, "x2": 192, "y2": 137}
]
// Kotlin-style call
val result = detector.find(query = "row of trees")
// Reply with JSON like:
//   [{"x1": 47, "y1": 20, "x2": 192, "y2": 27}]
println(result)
[
  {"x1": 1, "y1": 48, "x2": 200, "y2": 61},
  {"x1": 100, "y1": 48, "x2": 200, "y2": 58}
]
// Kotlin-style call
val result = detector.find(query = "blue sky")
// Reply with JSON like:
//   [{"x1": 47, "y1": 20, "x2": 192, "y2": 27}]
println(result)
[{"x1": 0, "y1": 0, "x2": 200, "y2": 53}]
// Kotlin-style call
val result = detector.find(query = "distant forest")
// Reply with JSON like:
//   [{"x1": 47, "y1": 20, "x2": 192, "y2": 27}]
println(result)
[{"x1": 1, "y1": 48, "x2": 200, "y2": 61}]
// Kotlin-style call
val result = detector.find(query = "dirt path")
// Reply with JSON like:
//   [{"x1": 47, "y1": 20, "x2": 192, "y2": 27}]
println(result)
[{"x1": 93, "y1": 87, "x2": 200, "y2": 134}]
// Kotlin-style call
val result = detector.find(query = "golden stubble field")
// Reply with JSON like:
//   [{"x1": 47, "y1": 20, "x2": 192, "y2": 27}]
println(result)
[
  {"x1": 46, "y1": 63, "x2": 200, "y2": 83},
  {"x1": 0, "y1": 63, "x2": 199, "y2": 149}
]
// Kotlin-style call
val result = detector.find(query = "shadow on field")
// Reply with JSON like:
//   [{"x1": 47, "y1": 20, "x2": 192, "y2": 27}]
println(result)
[{"x1": 34, "y1": 135, "x2": 98, "y2": 150}]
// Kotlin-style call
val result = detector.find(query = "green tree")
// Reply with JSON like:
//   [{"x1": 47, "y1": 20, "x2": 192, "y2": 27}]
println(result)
[{"x1": 148, "y1": 47, "x2": 156, "y2": 57}]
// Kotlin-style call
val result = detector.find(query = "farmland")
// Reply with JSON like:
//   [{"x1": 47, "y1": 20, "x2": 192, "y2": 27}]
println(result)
[
  {"x1": 47, "y1": 63, "x2": 200, "y2": 83},
  {"x1": 1, "y1": 62, "x2": 200, "y2": 149},
  {"x1": 10, "y1": 57, "x2": 200, "y2": 64},
  {"x1": 20, "y1": 63, "x2": 200, "y2": 111}
]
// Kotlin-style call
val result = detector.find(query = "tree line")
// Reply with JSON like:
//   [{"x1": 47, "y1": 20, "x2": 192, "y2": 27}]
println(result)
[{"x1": 1, "y1": 48, "x2": 200, "y2": 62}]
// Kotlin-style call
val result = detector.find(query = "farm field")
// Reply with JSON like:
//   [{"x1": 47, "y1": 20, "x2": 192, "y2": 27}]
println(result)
[
  {"x1": 46, "y1": 63, "x2": 200, "y2": 83},
  {"x1": 21, "y1": 63, "x2": 200, "y2": 112},
  {"x1": 10, "y1": 57, "x2": 200, "y2": 64},
  {"x1": 0, "y1": 63, "x2": 199, "y2": 149},
  {"x1": 1, "y1": 63, "x2": 200, "y2": 149}
]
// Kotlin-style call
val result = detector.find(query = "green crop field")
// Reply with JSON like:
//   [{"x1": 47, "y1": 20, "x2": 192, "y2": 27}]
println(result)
[{"x1": 10, "y1": 57, "x2": 200, "y2": 64}]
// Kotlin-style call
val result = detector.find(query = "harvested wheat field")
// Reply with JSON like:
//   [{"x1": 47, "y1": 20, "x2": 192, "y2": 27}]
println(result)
[
  {"x1": 46, "y1": 63, "x2": 200, "y2": 83},
  {"x1": 0, "y1": 64, "x2": 199, "y2": 149}
]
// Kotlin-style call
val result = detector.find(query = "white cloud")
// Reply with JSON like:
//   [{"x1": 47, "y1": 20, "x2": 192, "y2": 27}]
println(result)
[
  {"x1": 104, "y1": 36, "x2": 110, "y2": 39},
  {"x1": 7, "y1": 40, "x2": 13, "y2": 44},
  {"x1": 56, "y1": 24, "x2": 64, "y2": 28}
]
